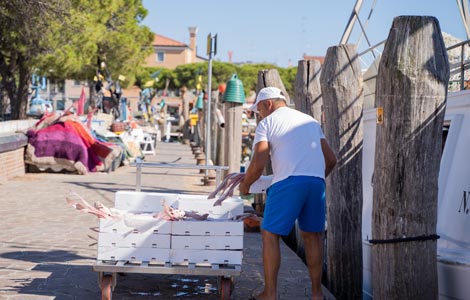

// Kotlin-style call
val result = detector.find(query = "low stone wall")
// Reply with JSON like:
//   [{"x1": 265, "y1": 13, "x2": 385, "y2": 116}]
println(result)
[
  {"x1": 0, "y1": 120, "x2": 35, "y2": 182},
  {"x1": 0, "y1": 147, "x2": 26, "y2": 181}
]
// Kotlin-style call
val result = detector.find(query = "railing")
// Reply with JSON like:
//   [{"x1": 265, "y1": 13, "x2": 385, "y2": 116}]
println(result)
[
  {"x1": 131, "y1": 158, "x2": 228, "y2": 192},
  {"x1": 357, "y1": 38, "x2": 470, "y2": 92},
  {"x1": 446, "y1": 39, "x2": 470, "y2": 91}
]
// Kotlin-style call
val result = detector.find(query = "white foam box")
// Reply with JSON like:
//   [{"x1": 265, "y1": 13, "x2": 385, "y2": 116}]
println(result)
[
  {"x1": 176, "y1": 195, "x2": 244, "y2": 219},
  {"x1": 97, "y1": 192, "x2": 244, "y2": 263},
  {"x1": 99, "y1": 231, "x2": 171, "y2": 249},
  {"x1": 172, "y1": 220, "x2": 243, "y2": 236},
  {"x1": 170, "y1": 220, "x2": 243, "y2": 265},
  {"x1": 99, "y1": 215, "x2": 172, "y2": 235},
  {"x1": 97, "y1": 214, "x2": 172, "y2": 261},
  {"x1": 114, "y1": 191, "x2": 244, "y2": 218},
  {"x1": 170, "y1": 249, "x2": 243, "y2": 265},
  {"x1": 114, "y1": 191, "x2": 179, "y2": 212},
  {"x1": 171, "y1": 235, "x2": 243, "y2": 250},
  {"x1": 97, "y1": 247, "x2": 170, "y2": 262}
]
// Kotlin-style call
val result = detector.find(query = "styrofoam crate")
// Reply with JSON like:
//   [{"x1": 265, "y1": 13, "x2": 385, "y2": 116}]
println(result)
[
  {"x1": 113, "y1": 191, "x2": 244, "y2": 219},
  {"x1": 97, "y1": 247, "x2": 170, "y2": 262},
  {"x1": 171, "y1": 235, "x2": 243, "y2": 250},
  {"x1": 98, "y1": 232, "x2": 171, "y2": 249},
  {"x1": 170, "y1": 249, "x2": 243, "y2": 265},
  {"x1": 176, "y1": 196, "x2": 244, "y2": 218},
  {"x1": 99, "y1": 215, "x2": 172, "y2": 234},
  {"x1": 172, "y1": 221, "x2": 243, "y2": 236},
  {"x1": 114, "y1": 191, "x2": 179, "y2": 212}
]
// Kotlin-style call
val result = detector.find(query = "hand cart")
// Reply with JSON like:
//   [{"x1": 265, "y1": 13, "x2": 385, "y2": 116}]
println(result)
[{"x1": 92, "y1": 162, "x2": 242, "y2": 300}]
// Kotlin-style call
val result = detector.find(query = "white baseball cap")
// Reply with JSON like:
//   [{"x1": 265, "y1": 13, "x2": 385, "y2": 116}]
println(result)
[{"x1": 249, "y1": 87, "x2": 286, "y2": 113}]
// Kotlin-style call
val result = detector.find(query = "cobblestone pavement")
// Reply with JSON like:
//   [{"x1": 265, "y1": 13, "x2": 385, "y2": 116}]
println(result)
[{"x1": 0, "y1": 141, "x2": 334, "y2": 300}]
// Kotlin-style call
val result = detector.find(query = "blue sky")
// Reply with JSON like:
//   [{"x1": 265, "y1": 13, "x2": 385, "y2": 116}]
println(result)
[{"x1": 141, "y1": 0, "x2": 466, "y2": 68}]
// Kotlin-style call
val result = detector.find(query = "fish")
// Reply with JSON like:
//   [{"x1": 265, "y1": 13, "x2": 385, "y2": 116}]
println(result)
[{"x1": 208, "y1": 172, "x2": 245, "y2": 206}]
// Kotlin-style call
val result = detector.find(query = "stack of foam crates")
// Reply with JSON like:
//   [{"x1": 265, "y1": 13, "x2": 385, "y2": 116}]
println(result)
[{"x1": 97, "y1": 191, "x2": 244, "y2": 266}]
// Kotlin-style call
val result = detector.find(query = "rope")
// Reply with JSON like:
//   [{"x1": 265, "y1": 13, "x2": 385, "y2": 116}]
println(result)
[{"x1": 368, "y1": 234, "x2": 440, "y2": 244}]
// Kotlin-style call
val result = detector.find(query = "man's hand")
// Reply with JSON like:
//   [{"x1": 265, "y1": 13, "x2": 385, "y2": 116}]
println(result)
[
  {"x1": 239, "y1": 180, "x2": 250, "y2": 195},
  {"x1": 239, "y1": 140, "x2": 270, "y2": 196}
]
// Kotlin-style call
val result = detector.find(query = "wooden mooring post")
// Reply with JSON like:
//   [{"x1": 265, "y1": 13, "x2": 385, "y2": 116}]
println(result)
[
  {"x1": 253, "y1": 69, "x2": 289, "y2": 212},
  {"x1": 371, "y1": 16, "x2": 449, "y2": 300},
  {"x1": 320, "y1": 44, "x2": 363, "y2": 300},
  {"x1": 222, "y1": 101, "x2": 243, "y2": 175},
  {"x1": 294, "y1": 59, "x2": 323, "y2": 121}
]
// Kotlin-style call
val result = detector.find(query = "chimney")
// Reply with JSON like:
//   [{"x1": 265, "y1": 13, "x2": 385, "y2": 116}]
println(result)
[{"x1": 188, "y1": 27, "x2": 198, "y2": 63}]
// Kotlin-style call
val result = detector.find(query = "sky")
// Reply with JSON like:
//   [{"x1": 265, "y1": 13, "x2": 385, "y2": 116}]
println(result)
[{"x1": 141, "y1": 0, "x2": 467, "y2": 68}]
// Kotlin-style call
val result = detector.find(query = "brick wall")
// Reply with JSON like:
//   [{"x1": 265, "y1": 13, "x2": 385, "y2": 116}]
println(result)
[
  {"x1": 0, "y1": 147, "x2": 26, "y2": 181},
  {"x1": 0, "y1": 121, "x2": 33, "y2": 183}
]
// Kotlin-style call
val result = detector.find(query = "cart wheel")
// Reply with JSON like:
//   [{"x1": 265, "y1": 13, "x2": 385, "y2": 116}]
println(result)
[
  {"x1": 220, "y1": 276, "x2": 233, "y2": 300},
  {"x1": 101, "y1": 274, "x2": 113, "y2": 300}
]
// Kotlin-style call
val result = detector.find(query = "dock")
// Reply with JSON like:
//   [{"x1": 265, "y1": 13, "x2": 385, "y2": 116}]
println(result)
[{"x1": 0, "y1": 141, "x2": 335, "y2": 299}]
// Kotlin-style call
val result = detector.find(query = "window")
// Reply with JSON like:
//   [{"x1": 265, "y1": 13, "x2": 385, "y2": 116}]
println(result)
[
  {"x1": 73, "y1": 80, "x2": 81, "y2": 86},
  {"x1": 442, "y1": 122, "x2": 450, "y2": 156},
  {"x1": 156, "y1": 51, "x2": 165, "y2": 62}
]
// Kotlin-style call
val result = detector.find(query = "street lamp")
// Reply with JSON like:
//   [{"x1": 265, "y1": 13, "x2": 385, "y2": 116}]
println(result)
[{"x1": 204, "y1": 33, "x2": 217, "y2": 182}]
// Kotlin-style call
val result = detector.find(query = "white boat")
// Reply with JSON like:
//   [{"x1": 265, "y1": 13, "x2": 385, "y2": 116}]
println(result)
[{"x1": 361, "y1": 89, "x2": 470, "y2": 300}]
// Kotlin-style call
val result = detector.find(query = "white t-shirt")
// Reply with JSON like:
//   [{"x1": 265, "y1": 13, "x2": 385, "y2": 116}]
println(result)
[{"x1": 253, "y1": 106, "x2": 326, "y2": 185}]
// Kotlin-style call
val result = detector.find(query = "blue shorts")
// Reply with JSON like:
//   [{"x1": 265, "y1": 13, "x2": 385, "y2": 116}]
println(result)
[{"x1": 262, "y1": 176, "x2": 325, "y2": 236}]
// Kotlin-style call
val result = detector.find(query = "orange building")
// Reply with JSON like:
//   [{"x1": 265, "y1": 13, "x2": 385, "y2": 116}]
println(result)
[{"x1": 145, "y1": 27, "x2": 207, "y2": 69}]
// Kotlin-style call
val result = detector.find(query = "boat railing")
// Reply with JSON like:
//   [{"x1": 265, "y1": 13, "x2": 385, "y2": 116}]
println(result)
[
  {"x1": 446, "y1": 39, "x2": 470, "y2": 91},
  {"x1": 357, "y1": 38, "x2": 470, "y2": 92}
]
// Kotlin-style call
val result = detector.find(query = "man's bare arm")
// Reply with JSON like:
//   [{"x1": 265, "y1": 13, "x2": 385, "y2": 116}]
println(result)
[
  {"x1": 239, "y1": 141, "x2": 270, "y2": 195},
  {"x1": 321, "y1": 138, "x2": 337, "y2": 178}
]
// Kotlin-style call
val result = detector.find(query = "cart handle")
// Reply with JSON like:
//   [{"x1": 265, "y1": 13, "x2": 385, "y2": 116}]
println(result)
[{"x1": 132, "y1": 158, "x2": 229, "y2": 191}]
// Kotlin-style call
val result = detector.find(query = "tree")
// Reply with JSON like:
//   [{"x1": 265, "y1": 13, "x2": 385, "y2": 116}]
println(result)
[
  {"x1": 0, "y1": 0, "x2": 70, "y2": 119},
  {"x1": 138, "y1": 62, "x2": 298, "y2": 100},
  {"x1": 0, "y1": 0, "x2": 153, "y2": 120}
]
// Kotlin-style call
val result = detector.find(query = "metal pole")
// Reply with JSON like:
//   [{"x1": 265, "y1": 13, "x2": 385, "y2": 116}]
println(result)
[
  {"x1": 205, "y1": 39, "x2": 213, "y2": 177},
  {"x1": 340, "y1": 0, "x2": 364, "y2": 44},
  {"x1": 461, "y1": 44, "x2": 465, "y2": 90},
  {"x1": 136, "y1": 158, "x2": 142, "y2": 192}
]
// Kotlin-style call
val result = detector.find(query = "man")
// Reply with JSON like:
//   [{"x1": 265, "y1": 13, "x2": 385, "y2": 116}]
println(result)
[{"x1": 239, "y1": 87, "x2": 336, "y2": 300}]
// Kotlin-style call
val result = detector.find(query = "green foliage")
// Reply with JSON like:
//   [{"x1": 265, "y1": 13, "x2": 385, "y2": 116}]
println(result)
[
  {"x1": 0, "y1": 0, "x2": 154, "y2": 119},
  {"x1": 138, "y1": 62, "x2": 298, "y2": 97},
  {"x1": 0, "y1": 0, "x2": 72, "y2": 118},
  {"x1": 41, "y1": 0, "x2": 154, "y2": 85}
]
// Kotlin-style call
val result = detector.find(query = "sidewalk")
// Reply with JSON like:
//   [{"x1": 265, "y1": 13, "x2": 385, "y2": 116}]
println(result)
[{"x1": 0, "y1": 141, "x2": 334, "y2": 300}]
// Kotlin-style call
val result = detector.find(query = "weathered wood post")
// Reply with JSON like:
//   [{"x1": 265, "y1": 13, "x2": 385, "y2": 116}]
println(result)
[
  {"x1": 371, "y1": 16, "x2": 449, "y2": 300},
  {"x1": 288, "y1": 59, "x2": 324, "y2": 259},
  {"x1": 223, "y1": 74, "x2": 246, "y2": 175},
  {"x1": 215, "y1": 101, "x2": 225, "y2": 167},
  {"x1": 193, "y1": 92, "x2": 204, "y2": 147},
  {"x1": 253, "y1": 69, "x2": 290, "y2": 212},
  {"x1": 210, "y1": 90, "x2": 219, "y2": 164},
  {"x1": 181, "y1": 87, "x2": 191, "y2": 144},
  {"x1": 294, "y1": 59, "x2": 323, "y2": 121},
  {"x1": 320, "y1": 44, "x2": 363, "y2": 300}
]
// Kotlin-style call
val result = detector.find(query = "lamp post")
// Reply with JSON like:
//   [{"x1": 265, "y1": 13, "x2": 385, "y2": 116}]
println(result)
[{"x1": 204, "y1": 33, "x2": 217, "y2": 184}]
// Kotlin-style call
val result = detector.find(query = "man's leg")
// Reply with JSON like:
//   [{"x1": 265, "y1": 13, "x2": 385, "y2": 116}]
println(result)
[
  {"x1": 301, "y1": 230, "x2": 324, "y2": 300},
  {"x1": 255, "y1": 229, "x2": 280, "y2": 300}
]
